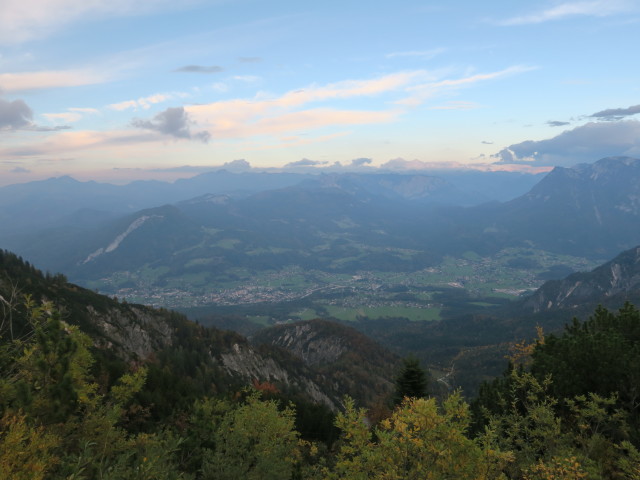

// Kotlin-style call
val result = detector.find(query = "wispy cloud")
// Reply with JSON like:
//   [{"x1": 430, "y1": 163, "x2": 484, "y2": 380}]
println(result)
[
  {"x1": 0, "y1": 0, "x2": 198, "y2": 45},
  {"x1": 429, "y1": 101, "x2": 480, "y2": 110},
  {"x1": 499, "y1": 1, "x2": 634, "y2": 26},
  {"x1": 547, "y1": 120, "x2": 571, "y2": 127},
  {"x1": 385, "y1": 48, "x2": 446, "y2": 59},
  {"x1": 590, "y1": 104, "x2": 640, "y2": 120},
  {"x1": 186, "y1": 72, "x2": 418, "y2": 139},
  {"x1": 0, "y1": 129, "x2": 146, "y2": 157},
  {"x1": 233, "y1": 75, "x2": 261, "y2": 83},
  {"x1": 0, "y1": 68, "x2": 111, "y2": 92},
  {"x1": 173, "y1": 65, "x2": 224, "y2": 73},
  {"x1": 107, "y1": 93, "x2": 182, "y2": 111},
  {"x1": 397, "y1": 65, "x2": 535, "y2": 107},
  {"x1": 42, "y1": 107, "x2": 100, "y2": 124}
]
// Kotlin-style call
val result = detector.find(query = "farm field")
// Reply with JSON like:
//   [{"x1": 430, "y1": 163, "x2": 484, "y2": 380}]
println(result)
[{"x1": 92, "y1": 247, "x2": 601, "y2": 326}]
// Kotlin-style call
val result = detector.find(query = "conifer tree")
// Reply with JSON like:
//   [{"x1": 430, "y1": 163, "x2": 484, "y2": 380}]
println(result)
[{"x1": 393, "y1": 355, "x2": 428, "y2": 405}]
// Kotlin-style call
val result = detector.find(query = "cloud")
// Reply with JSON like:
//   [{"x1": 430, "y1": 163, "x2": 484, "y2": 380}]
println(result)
[
  {"x1": 132, "y1": 106, "x2": 210, "y2": 142},
  {"x1": 238, "y1": 57, "x2": 261, "y2": 63},
  {"x1": 492, "y1": 120, "x2": 640, "y2": 166},
  {"x1": 547, "y1": 120, "x2": 571, "y2": 127},
  {"x1": 185, "y1": 71, "x2": 423, "y2": 140},
  {"x1": 350, "y1": 157, "x2": 372, "y2": 166},
  {"x1": 42, "y1": 107, "x2": 100, "y2": 124},
  {"x1": 499, "y1": 0, "x2": 634, "y2": 25},
  {"x1": 481, "y1": 140, "x2": 494, "y2": 144},
  {"x1": 42, "y1": 112, "x2": 83, "y2": 123},
  {"x1": 396, "y1": 65, "x2": 535, "y2": 107},
  {"x1": 222, "y1": 159, "x2": 252, "y2": 171},
  {"x1": 0, "y1": 98, "x2": 33, "y2": 129},
  {"x1": 380, "y1": 157, "x2": 551, "y2": 174},
  {"x1": 187, "y1": 68, "x2": 519, "y2": 142},
  {"x1": 0, "y1": 68, "x2": 110, "y2": 92},
  {"x1": 233, "y1": 75, "x2": 261, "y2": 83},
  {"x1": 590, "y1": 104, "x2": 640, "y2": 120},
  {"x1": 211, "y1": 82, "x2": 229, "y2": 93},
  {"x1": 174, "y1": 65, "x2": 224, "y2": 73},
  {"x1": 0, "y1": 97, "x2": 72, "y2": 131},
  {"x1": 284, "y1": 158, "x2": 327, "y2": 167},
  {"x1": 108, "y1": 93, "x2": 175, "y2": 111},
  {"x1": 70, "y1": 107, "x2": 100, "y2": 114},
  {"x1": 385, "y1": 48, "x2": 445, "y2": 59},
  {"x1": 0, "y1": 0, "x2": 190, "y2": 45},
  {"x1": 429, "y1": 101, "x2": 480, "y2": 110},
  {"x1": 10, "y1": 166, "x2": 31, "y2": 173},
  {"x1": 31, "y1": 125, "x2": 72, "y2": 132},
  {"x1": 510, "y1": 0, "x2": 634, "y2": 25}
]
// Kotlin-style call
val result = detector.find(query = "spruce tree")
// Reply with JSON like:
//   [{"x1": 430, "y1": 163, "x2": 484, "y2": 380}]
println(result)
[{"x1": 393, "y1": 355, "x2": 428, "y2": 405}]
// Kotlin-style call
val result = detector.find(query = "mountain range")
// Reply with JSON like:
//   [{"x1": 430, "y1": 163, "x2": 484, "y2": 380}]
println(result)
[{"x1": 2, "y1": 157, "x2": 638, "y2": 291}]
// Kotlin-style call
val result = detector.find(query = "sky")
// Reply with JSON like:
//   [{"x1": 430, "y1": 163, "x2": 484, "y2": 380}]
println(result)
[{"x1": 0, "y1": 0, "x2": 639, "y2": 185}]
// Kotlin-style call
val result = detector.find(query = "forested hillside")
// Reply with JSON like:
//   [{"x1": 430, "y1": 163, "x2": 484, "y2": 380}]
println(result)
[{"x1": 2, "y1": 250, "x2": 640, "y2": 478}]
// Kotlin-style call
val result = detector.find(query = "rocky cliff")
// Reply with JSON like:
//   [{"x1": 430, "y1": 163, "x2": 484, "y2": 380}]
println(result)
[
  {"x1": 523, "y1": 245, "x2": 640, "y2": 312},
  {"x1": 252, "y1": 319, "x2": 401, "y2": 408}
]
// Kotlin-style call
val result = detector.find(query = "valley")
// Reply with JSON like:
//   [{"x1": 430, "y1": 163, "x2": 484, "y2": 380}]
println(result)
[
  {"x1": 88, "y1": 247, "x2": 600, "y2": 325},
  {"x1": 2, "y1": 157, "x2": 639, "y2": 391}
]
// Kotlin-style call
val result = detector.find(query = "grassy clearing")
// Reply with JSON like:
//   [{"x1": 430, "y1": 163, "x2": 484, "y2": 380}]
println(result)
[
  {"x1": 323, "y1": 305, "x2": 441, "y2": 322},
  {"x1": 216, "y1": 238, "x2": 241, "y2": 249},
  {"x1": 246, "y1": 315, "x2": 271, "y2": 326}
]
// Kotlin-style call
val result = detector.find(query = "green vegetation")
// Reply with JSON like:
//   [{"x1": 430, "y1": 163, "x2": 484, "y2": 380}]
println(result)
[
  {"x1": 3, "y1": 250, "x2": 640, "y2": 478},
  {"x1": 393, "y1": 356, "x2": 429, "y2": 405},
  {"x1": 89, "y1": 248, "x2": 600, "y2": 319},
  {"x1": 323, "y1": 305, "x2": 441, "y2": 322}
]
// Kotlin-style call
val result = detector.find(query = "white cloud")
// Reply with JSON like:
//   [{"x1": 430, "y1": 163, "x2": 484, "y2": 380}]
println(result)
[
  {"x1": 186, "y1": 72, "x2": 419, "y2": 140},
  {"x1": 385, "y1": 48, "x2": 446, "y2": 59},
  {"x1": 211, "y1": 82, "x2": 229, "y2": 93},
  {"x1": 0, "y1": 0, "x2": 203, "y2": 45},
  {"x1": 500, "y1": 0, "x2": 634, "y2": 26},
  {"x1": 70, "y1": 107, "x2": 100, "y2": 114},
  {"x1": 396, "y1": 65, "x2": 535, "y2": 107},
  {"x1": 233, "y1": 75, "x2": 261, "y2": 83},
  {"x1": 429, "y1": 101, "x2": 481, "y2": 110},
  {"x1": 42, "y1": 107, "x2": 100, "y2": 124},
  {"x1": 107, "y1": 93, "x2": 174, "y2": 111},
  {"x1": 0, "y1": 68, "x2": 111, "y2": 92},
  {"x1": 42, "y1": 112, "x2": 83, "y2": 123}
]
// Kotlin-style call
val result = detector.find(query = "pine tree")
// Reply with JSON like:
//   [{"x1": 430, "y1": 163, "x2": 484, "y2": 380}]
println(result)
[{"x1": 393, "y1": 355, "x2": 428, "y2": 405}]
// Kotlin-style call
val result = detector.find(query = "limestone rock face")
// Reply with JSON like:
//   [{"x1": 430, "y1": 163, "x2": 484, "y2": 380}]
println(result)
[
  {"x1": 87, "y1": 304, "x2": 173, "y2": 359},
  {"x1": 220, "y1": 342, "x2": 338, "y2": 409},
  {"x1": 252, "y1": 319, "x2": 401, "y2": 408}
]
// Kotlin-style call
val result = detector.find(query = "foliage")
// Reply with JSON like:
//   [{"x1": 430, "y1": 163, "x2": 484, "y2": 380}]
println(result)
[
  {"x1": 201, "y1": 392, "x2": 302, "y2": 480},
  {"x1": 392, "y1": 355, "x2": 429, "y2": 406},
  {"x1": 326, "y1": 394, "x2": 511, "y2": 479},
  {"x1": 531, "y1": 302, "x2": 640, "y2": 431},
  {"x1": 3, "y1": 251, "x2": 640, "y2": 478},
  {"x1": 475, "y1": 364, "x2": 635, "y2": 479},
  {"x1": 0, "y1": 412, "x2": 58, "y2": 480}
]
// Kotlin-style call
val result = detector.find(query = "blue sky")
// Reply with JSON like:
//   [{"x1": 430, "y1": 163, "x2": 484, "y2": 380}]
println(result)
[{"x1": 1, "y1": 0, "x2": 639, "y2": 185}]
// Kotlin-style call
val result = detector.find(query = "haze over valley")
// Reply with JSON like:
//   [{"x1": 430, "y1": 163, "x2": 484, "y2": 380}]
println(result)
[{"x1": 2, "y1": 2, "x2": 640, "y2": 477}]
